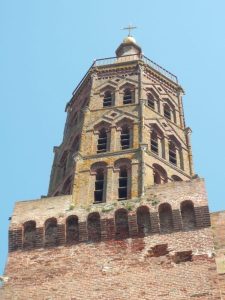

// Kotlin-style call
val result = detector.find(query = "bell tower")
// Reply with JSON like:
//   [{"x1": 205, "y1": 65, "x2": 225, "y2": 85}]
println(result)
[{"x1": 48, "y1": 34, "x2": 194, "y2": 206}]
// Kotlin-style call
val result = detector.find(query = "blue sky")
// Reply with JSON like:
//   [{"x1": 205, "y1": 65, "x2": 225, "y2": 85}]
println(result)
[{"x1": 1, "y1": 0, "x2": 225, "y2": 274}]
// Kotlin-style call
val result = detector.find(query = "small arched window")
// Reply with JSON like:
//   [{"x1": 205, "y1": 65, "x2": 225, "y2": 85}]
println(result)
[
  {"x1": 118, "y1": 166, "x2": 128, "y2": 200},
  {"x1": 97, "y1": 128, "x2": 107, "y2": 153},
  {"x1": 87, "y1": 212, "x2": 101, "y2": 242},
  {"x1": 153, "y1": 170, "x2": 161, "y2": 184},
  {"x1": 123, "y1": 89, "x2": 132, "y2": 104},
  {"x1": 103, "y1": 91, "x2": 112, "y2": 107},
  {"x1": 169, "y1": 142, "x2": 177, "y2": 165},
  {"x1": 159, "y1": 203, "x2": 174, "y2": 233},
  {"x1": 120, "y1": 125, "x2": 130, "y2": 150},
  {"x1": 66, "y1": 215, "x2": 79, "y2": 243},
  {"x1": 137, "y1": 206, "x2": 151, "y2": 235},
  {"x1": 94, "y1": 168, "x2": 105, "y2": 203},
  {"x1": 181, "y1": 201, "x2": 196, "y2": 231},
  {"x1": 153, "y1": 164, "x2": 168, "y2": 184},
  {"x1": 115, "y1": 209, "x2": 129, "y2": 239},
  {"x1": 151, "y1": 130, "x2": 158, "y2": 154},
  {"x1": 147, "y1": 94, "x2": 155, "y2": 109},
  {"x1": 171, "y1": 175, "x2": 182, "y2": 182},
  {"x1": 164, "y1": 104, "x2": 171, "y2": 120},
  {"x1": 45, "y1": 218, "x2": 58, "y2": 247},
  {"x1": 23, "y1": 220, "x2": 36, "y2": 249}
]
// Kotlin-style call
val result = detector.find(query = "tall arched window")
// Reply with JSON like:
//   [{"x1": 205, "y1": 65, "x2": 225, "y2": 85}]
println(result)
[
  {"x1": 97, "y1": 128, "x2": 107, "y2": 153},
  {"x1": 151, "y1": 130, "x2": 158, "y2": 154},
  {"x1": 94, "y1": 168, "x2": 105, "y2": 203},
  {"x1": 103, "y1": 91, "x2": 112, "y2": 107},
  {"x1": 66, "y1": 215, "x2": 79, "y2": 243},
  {"x1": 115, "y1": 209, "x2": 129, "y2": 239},
  {"x1": 118, "y1": 166, "x2": 128, "y2": 200},
  {"x1": 45, "y1": 218, "x2": 58, "y2": 247},
  {"x1": 23, "y1": 220, "x2": 36, "y2": 249},
  {"x1": 169, "y1": 142, "x2": 177, "y2": 165},
  {"x1": 123, "y1": 89, "x2": 132, "y2": 104},
  {"x1": 147, "y1": 94, "x2": 155, "y2": 109},
  {"x1": 164, "y1": 104, "x2": 171, "y2": 120},
  {"x1": 87, "y1": 212, "x2": 101, "y2": 242},
  {"x1": 137, "y1": 206, "x2": 151, "y2": 235},
  {"x1": 159, "y1": 203, "x2": 174, "y2": 233},
  {"x1": 120, "y1": 125, "x2": 130, "y2": 150},
  {"x1": 153, "y1": 164, "x2": 168, "y2": 184},
  {"x1": 181, "y1": 201, "x2": 196, "y2": 231}
]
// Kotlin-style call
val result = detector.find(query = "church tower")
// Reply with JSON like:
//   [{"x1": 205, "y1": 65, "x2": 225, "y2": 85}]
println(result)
[{"x1": 1, "y1": 34, "x2": 223, "y2": 299}]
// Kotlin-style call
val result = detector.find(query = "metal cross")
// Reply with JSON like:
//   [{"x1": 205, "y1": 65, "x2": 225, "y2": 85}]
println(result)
[{"x1": 122, "y1": 24, "x2": 137, "y2": 36}]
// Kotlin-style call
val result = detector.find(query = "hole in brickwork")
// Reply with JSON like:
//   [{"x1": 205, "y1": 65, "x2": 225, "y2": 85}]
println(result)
[
  {"x1": 181, "y1": 200, "x2": 196, "y2": 231},
  {"x1": 115, "y1": 209, "x2": 129, "y2": 239},
  {"x1": 66, "y1": 215, "x2": 79, "y2": 244},
  {"x1": 137, "y1": 206, "x2": 151, "y2": 235},
  {"x1": 45, "y1": 218, "x2": 58, "y2": 247},
  {"x1": 87, "y1": 212, "x2": 101, "y2": 242},
  {"x1": 148, "y1": 244, "x2": 169, "y2": 257},
  {"x1": 159, "y1": 203, "x2": 174, "y2": 233},
  {"x1": 23, "y1": 221, "x2": 36, "y2": 249},
  {"x1": 172, "y1": 250, "x2": 192, "y2": 263}
]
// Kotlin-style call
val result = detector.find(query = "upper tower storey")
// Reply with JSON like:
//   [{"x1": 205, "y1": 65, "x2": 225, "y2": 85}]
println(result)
[{"x1": 48, "y1": 34, "x2": 194, "y2": 205}]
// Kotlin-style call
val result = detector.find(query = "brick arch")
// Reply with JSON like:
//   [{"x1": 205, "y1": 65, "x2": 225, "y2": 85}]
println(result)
[
  {"x1": 115, "y1": 208, "x2": 129, "y2": 239},
  {"x1": 180, "y1": 200, "x2": 196, "y2": 231},
  {"x1": 87, "y1": 212, "x2": 101, "y2": 242},
  {"x1": 66, "y1": 215, "x2": 79, "y2": 244},
  {"x1": 158, "y1": 203, "x2": 174, "y2": 233},
  {"x1": 44, "y1": 217, "x2": 58, "y2": 247},
  {"x1": 23, "y1": 220, "x2": 36, "y2": 249},
  {"x1": 171, "y1": 175, "x2": 183, "y2": 182},
  {"x1": 136, "y1": 206, "x2": 151, "y2": 235},
  {"x1": 153, "y1": 163, "x2": 168, "y2": 184}
]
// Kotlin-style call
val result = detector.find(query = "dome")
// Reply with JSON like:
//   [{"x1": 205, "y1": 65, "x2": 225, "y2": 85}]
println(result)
[{"x1": 123, "y1": 36, "x2": 136, "y2": 44}]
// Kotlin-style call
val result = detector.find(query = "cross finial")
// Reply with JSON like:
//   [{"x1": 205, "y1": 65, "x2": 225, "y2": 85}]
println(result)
[{"x1": 122, "y1": 24, "x2": 137, "y2": 36}]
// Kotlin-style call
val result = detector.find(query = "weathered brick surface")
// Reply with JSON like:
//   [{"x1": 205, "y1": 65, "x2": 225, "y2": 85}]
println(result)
[{"x1": 0, "y1": 229, "x2": 221, "y2": 300}]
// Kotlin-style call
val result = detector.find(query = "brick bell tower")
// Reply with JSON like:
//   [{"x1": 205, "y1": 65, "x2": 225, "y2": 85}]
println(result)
[{"x1": 1, "y1": 34, "x2": 223, "y2": 299}]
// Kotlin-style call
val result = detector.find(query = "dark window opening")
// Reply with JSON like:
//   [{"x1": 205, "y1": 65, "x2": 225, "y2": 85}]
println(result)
[
  {"x1": 103, "y1": 91, "x2": 112, "y2": 107},
  {"x1": 169, "y1": 143, "x2": 177, "y2": 165},
  {"x1": 154, "y1": 171, "x2": 161, "y2": 184},
  {"x1": 118, "y1": 167, "x2": 128, "y2": 200},
  {"x1": 120, "y1": 126, "x2": 130, "y2": 150},
  {"x1": 66, "y1": 216, "x2": 79, "y2": 243},
  {"x1": 137, "y1": 207, "x2": 151, "y2": 235},
  {"x1": 45, "y1": 218, "x2": 58, "y2": 247},
  {"x1": 23, "y1": 221, "x2": 36, "y2": 249},
  {"x1": 123, "y1": 89, "x2": 132, "y2": 104},
  {"x1": 147, "y1": 94, "x2": 155, "y2": 109},
  {"x1": 115, "y1": 209, "x2": 129, "y2": 239},
  {"x1": 72, "y1": 136, "x2": 80, "y2": 152},
  {"x1": 94, "y1": 169, "x2": 104, "y2": 203},
  {"x1": 164, "y1": 104, "x2": 171, "y2": 120},
  {"x1": 151, "y1": 131, "x2": 158, "y2": 154},
  {"x1": 97, "y1": 128, "x2": 107, "y2": 153},
  {"x1": 159, "y1": 204, "x2": 174, "y2": 233},
  {"x1": 181, "y1": 201, "x2": 196, "y2": 231},
  {"x1": 87, "y1": 213, "x2": 101, "y2": 242}
]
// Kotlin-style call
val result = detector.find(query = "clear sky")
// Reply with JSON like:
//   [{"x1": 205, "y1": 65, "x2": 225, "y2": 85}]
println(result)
[{"x1": 1, "y1": 0, "x2": 225, "y2": 274}]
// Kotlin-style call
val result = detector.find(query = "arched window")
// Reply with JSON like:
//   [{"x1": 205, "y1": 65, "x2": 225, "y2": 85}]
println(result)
[
  {"x1": 87, "y1": 212, "x2": 101, "y2": 242},
  {"x1": 23, "y1": 220, "x2": 36, "y2": 249},
  {"x1": 94, "y1": 168, "x2": 105, "y2": 203},
  {"x1": 169, "y1": 142, "x2": 177, "y2": 165},
  {"x1": 137, "y1": 206, "x2": 151, "y2": 235},
  {"x1": 159, "y1": 203, "x2": 174, "y2": 233},
  {"x1": 45, "y1": 218, "x2": 58, "y2": 247},
  {"x1": 97, "y1": 128, "x2": 107, "y2": 153},
  {"x1": 115, "y1": 209, "x2": 129, "y2": 239},
  {"x1": 120, "y1": 125, "x2": 130, "y2": 150},
  {"x1": 123, "y1": 89, "x2": 132, "y2": 104},
  {"x1": 147, "y1": 94, "x2": 155, "y2": 109},
  {"x1": 103, "y1": 91, "x2": 112, "y2": 107},
  {"x1": 153, "y1": 164, "x2": 168, "y2": 184},
  {"x1": 181, "y1": 201, "x2": 196, "y2": 231},
  {"x1": 171, "y1": 175, "x2": 182, "y2": 182},
  {"x1": 118, "y1": 166, "x2": 128, "y2": 200},
  {"x1": 151, "y1": 130, "x2": 158, "y2": 154},
  {"x1": 164, "y1": 104, "x2": 171, "y2": 120},
  {"x1": 66, "y1": 215, "x2": 79, "y2": 243}
]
